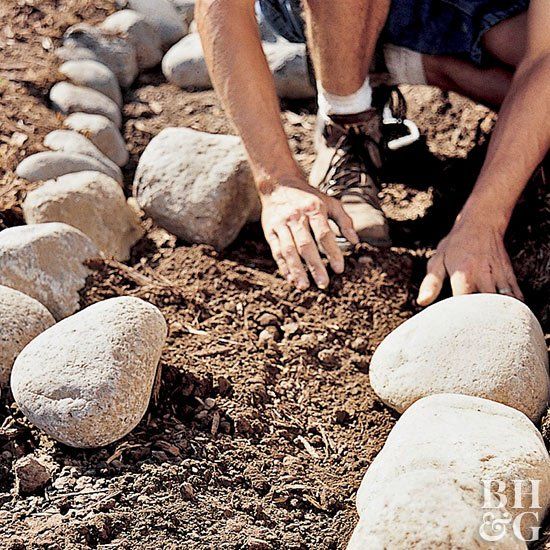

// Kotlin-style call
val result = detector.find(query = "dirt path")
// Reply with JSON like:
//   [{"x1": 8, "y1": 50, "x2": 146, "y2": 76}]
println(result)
[{"x1": 0, "y1": 1, "x2": 548, "y2": 548}]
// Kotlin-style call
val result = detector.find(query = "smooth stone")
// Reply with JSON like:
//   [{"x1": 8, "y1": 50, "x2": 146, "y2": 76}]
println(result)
[
  {"x1": 350, "y1": 394, "x2": 550, "y2": 549},
  {"x1": 16, "y1": 151, "x2": 122, "y2": 184},
  {"x1": 264, "y1": 40, "x2": 315, "y2": 99},
  {"x1": 162, "y1": 33, "x2": 315, "y2": 98},
  {"x1": 50, "y1": 82, "x2": 121, "y2": 127},
  {"x1": 59, "y1": 60, "x2": 122, "y2": 107},
  {"x1": 162, "y1": 33, "x2": 210, "y2": 89},
  {"x1": 0, "y1": 286, "x2": 55, "y2": 387},
  {"x1": 43, "y1": 130, "x2": 123, "y2": 182},
  {"x1": 0, "y1": 223, "x2": 100, "y2": 320},
  {"x1": 11, "y1": 297, "x2": 167, "y2": 448},
  {"x1": 168, "y1": 0, "x2": 195, "y2": 25},
  {"x1": 23, "y1": 172, "x2": 144, "y2": 261},
  {"x1": 117, "y1": 0, "x2": 187, "y2": 48},
  {"x1": 133, "y1": 127, "x2": 260, "y2": 250},
  {"x1": 60, "y1": 23, "x2": 138, "y2": 88},
  {"x1": 370, "y1": 294, "x2": 550, "y2": 422},
  {"x1": 101, "y1": 10, "x2": 163, "y2": 70},
  {"x1": 63, "y1": 113, "x2": 129, "y2": 167}
]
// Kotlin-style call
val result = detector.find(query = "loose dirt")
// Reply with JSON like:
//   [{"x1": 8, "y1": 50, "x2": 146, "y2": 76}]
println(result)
[{"x1": 0, "y1": 1, "x2": 548, "y2": 549}]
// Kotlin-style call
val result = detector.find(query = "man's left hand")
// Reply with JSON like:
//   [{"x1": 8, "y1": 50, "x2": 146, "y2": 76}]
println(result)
[{"x1": 416, "y1": 218, "x2": 524, "y2": 306}]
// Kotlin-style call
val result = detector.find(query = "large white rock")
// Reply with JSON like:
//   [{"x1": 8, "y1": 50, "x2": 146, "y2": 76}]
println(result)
[
  {"x1": 43, "y1": 130, "x2": 123, "y2": 182},
  {"x1": 23, "y1": 172, "x2": 144, "y2": 261},
  {"x1": 59, "y1": 60, "x2": 122, "y2": 107},
  {"x1": 133, "y1": 127, "x2": 260, "y2": 250},
  {"x1": 50, "y1": 82, "x2": 121, "y2": 127},
  {"x1": 0, "y1": 286, "x2": 55, "y2": 387},
  {"x1": 117, "y1": 0, "x2": 187, "y2": 48},
  {"x1": 162, "y1": 33, "x2": 315, "y2": 99},
  {"x1": 63, "y1": 113, "x2": 129, "y2": 167},
  {"x1": 11, "y1": 297, "x2": 167, "y2": 448},
  {"x1": 370, "y1": 294, "x2": 550, "y2": 422},
  {"x1": 59, "y1": 23, "x2": 138, "y2": 88},
  {"x1": 0, "y1": 223, "x2": 100, "y2": 320},
  {"x1": 350, "y1": 394, "x2": 550, "y2": 549},
  {"x1": 16, "y1": 151, "x2": 122, "y2": 184},
  {"x1": 101, "y1": 10, "x2": 163, "y2": 70}
]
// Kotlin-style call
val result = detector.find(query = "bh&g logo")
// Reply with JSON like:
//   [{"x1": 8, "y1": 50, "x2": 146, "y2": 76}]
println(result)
[{"x1": 479, "y1": 479, "x2": 542, "y2": 542}]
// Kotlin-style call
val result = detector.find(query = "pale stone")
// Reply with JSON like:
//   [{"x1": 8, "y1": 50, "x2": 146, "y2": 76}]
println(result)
[
  {"x1": 50, "y1": 82, "x2": 121, "y2": 127},
  {"x1": 16, "y1": 151, "x2": 122, "y2": 184},
  {"x1": 43, "y1": 130, "x2": 123, "y2": 182},
  {"x1": 0, "y1": 286, "x2": 55, "y2": 387},
  {"x1": 63, "y1": 113, "x2": 129, "y2": 167},
  {"x1": 350, "y1": 394, "x2": 550, "y2": 549},
  {"x1": 59, "y1": 60, "x2": 122, "y2": 107},
  {"x1": 370, "y1": 294, "x2": 550, "y2": 422},
  {"x1": 168, "y1": 0, "x2": 195, "y2": 25},
  {"x1": 0, "y1": 223, "x2": 100, "y2": 320},
  {"x1": 133, "y1": 127, "x2": 260, "y2": 250},
  {"x1": 161, "y1": 33, "x2": 210, "y2": 89},
  {"x1": 60, "y1": 23, "x2": 138, "y2": 88},
  {"x1": 162, "y1": 33, "x2": 315, "y2": 99},
  {"x1": 118, "y1": 0, "x2": 187, "y2": 48},
  {"x1": 101, "y1": 10, "x2": 163, "y2": 70},
  {"x1": 11, "y1": 297, "x2": 167, "y2": 448},
  {"x1": 23, "y1": 172, "x2": 143, "y2": 261}
]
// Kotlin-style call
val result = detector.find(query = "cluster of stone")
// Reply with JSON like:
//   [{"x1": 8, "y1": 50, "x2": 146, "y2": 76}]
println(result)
[
  {"x1": 348, "y1": 294, "x2": 550, "y2": 548},
  {"x1": 4, "y1": 1, "x2": 193, "y2": 448}
]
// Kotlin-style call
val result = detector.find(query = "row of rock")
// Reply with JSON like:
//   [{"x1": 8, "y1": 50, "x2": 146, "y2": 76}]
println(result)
[{"x1": 348, "y1": 294, "x2": 550, "y2": 548}]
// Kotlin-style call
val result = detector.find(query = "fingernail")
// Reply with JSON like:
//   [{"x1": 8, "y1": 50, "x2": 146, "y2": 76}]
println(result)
[{"x1": 334, "y1": 261, "x2": 345, "y2": 274}]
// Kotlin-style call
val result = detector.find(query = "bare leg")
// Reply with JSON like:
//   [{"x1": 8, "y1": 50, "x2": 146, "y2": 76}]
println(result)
[
  {"x1": 481, "y1": 13, "x2": 527, "y2": 68},
  {"x1": 420, "y1": 13, "x2": 528, "y2": 108},
  {"x1": 303, "y1": 0, "x2": 390, "y2": 95},
  {"x1": 422, "y1": 54, "x2": 513, "y2": 108}
]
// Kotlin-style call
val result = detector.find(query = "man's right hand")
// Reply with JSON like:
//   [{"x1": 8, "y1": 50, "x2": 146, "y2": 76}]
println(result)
[{"x1": 260, "y1": 177, "x2": 359, "y2": 290}]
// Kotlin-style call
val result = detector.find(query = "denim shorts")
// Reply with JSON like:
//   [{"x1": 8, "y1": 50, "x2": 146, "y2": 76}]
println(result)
[{"x1": 259, "y1": 0, "x2": 529, "y2": 65}]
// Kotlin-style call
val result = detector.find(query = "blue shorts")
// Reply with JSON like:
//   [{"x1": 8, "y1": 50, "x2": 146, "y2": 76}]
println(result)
[{"x1": 259, "y1": 0, "x2": 529, "y2": 65}]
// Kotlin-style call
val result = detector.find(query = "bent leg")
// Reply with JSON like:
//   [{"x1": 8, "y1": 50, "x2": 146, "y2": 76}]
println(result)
[
  {"x1": 422, "y1": 54, "x2": 513, "y2": 108},
  {"x1": 302, "y1": 0, "x2": 390, "y2": 95}
]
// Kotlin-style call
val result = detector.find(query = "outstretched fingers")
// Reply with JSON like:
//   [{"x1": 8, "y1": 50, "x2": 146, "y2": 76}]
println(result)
[{"x1": 309, "y1": 213, "x2": 344, "y2": 274}]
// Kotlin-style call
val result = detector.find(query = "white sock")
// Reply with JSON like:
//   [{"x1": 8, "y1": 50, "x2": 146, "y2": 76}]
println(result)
[
  {"x1": 383, "y1": 44, "x2": 427, "y2": 85},
  {"x1": 317, "y1": 76, "x2": 372, "y2": 120}
]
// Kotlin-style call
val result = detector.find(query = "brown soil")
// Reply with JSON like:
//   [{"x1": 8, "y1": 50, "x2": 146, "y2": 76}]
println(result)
[{"x1": 0, "y1": 1, "x2": 548, "y2": 549}]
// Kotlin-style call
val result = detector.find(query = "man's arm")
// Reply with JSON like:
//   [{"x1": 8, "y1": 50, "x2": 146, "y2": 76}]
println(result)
[
  {"x1": 418, "y1": 0, "x2": 550, "y2": 306},
  {"x1": 196, "y1": 0, "x2": 358, "y2": 291}
]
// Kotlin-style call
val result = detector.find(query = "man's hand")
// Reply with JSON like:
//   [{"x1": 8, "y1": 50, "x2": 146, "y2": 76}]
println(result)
[
  {"x1": 260, "y1": 177, "x2": 359, "y2": 290},
  {"x1": 417, "y1": 217, "x2": 523, "y2": 306}
]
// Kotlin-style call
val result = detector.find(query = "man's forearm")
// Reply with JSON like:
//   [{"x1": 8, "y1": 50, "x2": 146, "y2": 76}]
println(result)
[
  {"x1": 459, "y1": 53, "x2": 550, "y2": 231},
  {"x1": 196, "y1": 0, "x2": 302, "y2": 188}
]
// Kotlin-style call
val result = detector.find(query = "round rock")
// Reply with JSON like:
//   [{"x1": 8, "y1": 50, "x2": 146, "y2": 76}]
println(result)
[
  {"x1": 370, "y1": 294, "x2": 550, "y2": 421},
  {"x1": 0, "y1": 223, "x2": 100, "y2": 320},
  {"x1": 11, "y1": 297, "x2": 167, "y2": 448},
  {"x1": 0, "y1": 286, "x2": 55, "y2": 387},
  {"x1": 351, "y1": 394, "x2": 550, "y2": 548},
  {"x1": 133, "y1": 127, "x2": 260, "y2": 250},
  {"x1": 120, "y1": 0, "x2": 187, "y2": 48},
  {"x1": 50, "y1": 82, "x2": 121, "y2": 127},
  {"x1": 101, "y1": 10, "x2": 163, "y2": 70},
  {"x1": 59, "y1": 60, "x2": 122, "y2": 107},
  {"x1": 23, "y1": 171, "x2": 144, "y2": 261},
  {"x1": 16, "y1": 151, "x2": 122, "y2": 184},
  {"x1": 43, "y1": 130, "x2": 123, "y2": 182},
  {"x1": 63, "y1": 113, "x2": 128, "y2": 167},
  {"x1": 60, "y1": 23, "x2": 138, "y2": 88},
  {"x1": 162, "y1": 33, "x2": 210, "y2": 89}
]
